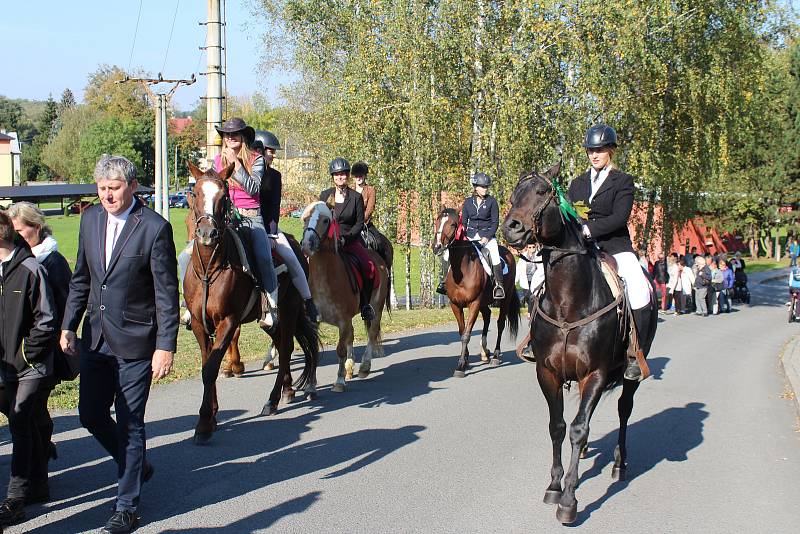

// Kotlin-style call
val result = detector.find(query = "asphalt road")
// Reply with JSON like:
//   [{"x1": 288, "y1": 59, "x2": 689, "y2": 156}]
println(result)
[{"x1": 2, "y1": 270, "x2": 799, "y2": 533}]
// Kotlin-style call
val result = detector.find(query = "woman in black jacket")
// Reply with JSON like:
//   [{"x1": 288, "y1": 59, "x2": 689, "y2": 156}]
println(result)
[
  {"x1": 568, "y1": 124, "x2": 653, "y2": 381},
  {"x1": 319, "y1": 157, "x2": 376, "y2": 320},
  {"x1": 0, "y1": 210, "x2": 57, "y2": 526},
  {"x1": 7, "y1": 202, "x2": 72, "y2": 509}
]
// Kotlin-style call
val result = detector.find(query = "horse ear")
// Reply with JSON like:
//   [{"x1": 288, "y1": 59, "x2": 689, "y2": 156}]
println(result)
[
  {"x1": 543, "y1": 161, "x2": 561, "y2": 181},
  {"x1": 325, "y1": 193, "x2": 336, "y2": 210},
  {"x1": 219, "y1": 163, "x2": 236, "y2": 181},
  {"x1": 188, "y1": 162, "x2": 204, "y2": 180}
]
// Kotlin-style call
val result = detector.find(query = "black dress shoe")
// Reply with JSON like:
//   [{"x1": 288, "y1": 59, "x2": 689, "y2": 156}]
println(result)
[
  {"x1": 0, "y1": 498, "x2": 25, "y2": 526},
  {"x1": 25, "y1": 482, "x2": 50, "y2": 505},
  {"x1": 101, "y1": 510, "x2": 139, "y2": 534}
]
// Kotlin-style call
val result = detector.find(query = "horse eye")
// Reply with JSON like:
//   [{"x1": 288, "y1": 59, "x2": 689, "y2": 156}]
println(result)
[
  {"x1": 536, "y1": 187, "x2": 549, "y2": 195},
  {"x1": 322, "y1": 217, "x2": 329, "y2": 224}
]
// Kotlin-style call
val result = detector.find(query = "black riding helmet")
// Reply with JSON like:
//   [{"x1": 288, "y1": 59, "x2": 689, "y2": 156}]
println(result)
[
  {"x1": 582, "y1": 124, "x2": 618, "y2": 149},
  {"x1": 254, "y1": 130, "x2": 281, "y2": 151},
  {"x1": 352, "y1": 161, "x2": 369, "y2": 176},
  {"x1": 471, "y1": 172, "x2": 492, "y2": 187},
  {"x1": 329, "y1": 157, "x2": 351, "y2": 175}
]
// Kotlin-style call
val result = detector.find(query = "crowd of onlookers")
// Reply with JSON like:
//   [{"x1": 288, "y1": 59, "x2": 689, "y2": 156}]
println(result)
[{"x1": 647, "y1": 246, "x2": 747, "y2": 316}]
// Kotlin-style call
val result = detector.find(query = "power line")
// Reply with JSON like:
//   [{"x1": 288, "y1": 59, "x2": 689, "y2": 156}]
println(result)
[
  {"x1": 161, "y1": 0, "x2": 181, "y2": 74},
  {"x1": 127, "y1": 0, "x2": 144, "y2": 72}
]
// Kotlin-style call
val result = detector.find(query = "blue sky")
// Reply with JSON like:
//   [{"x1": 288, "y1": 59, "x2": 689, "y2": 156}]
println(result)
[{"x1": 1, "y1": 0, "x2": 293, "y2": 111}]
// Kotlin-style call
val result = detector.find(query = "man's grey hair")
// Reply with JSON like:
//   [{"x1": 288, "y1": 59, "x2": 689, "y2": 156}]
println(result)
[{"x1": 93, "y1": 154, "x2": 137, "y2": 184}]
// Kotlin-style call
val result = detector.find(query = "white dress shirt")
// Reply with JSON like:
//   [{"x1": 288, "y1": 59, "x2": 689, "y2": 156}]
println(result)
[
  {"x1": 589, "y1": 165, "x2": 611, "y2": 203},
  {"x1": 105, "y1": 201, "x2": 136, "y2": 268}
]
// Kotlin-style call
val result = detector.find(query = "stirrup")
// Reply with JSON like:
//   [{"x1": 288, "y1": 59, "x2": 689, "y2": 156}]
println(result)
[{"x1": 493, "y1": 285, "x2": 505, "y2": 300}]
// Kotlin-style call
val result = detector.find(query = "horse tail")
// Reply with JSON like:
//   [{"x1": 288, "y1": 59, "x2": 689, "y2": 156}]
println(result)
[
  {"x1": 292, "y1": 313, "x2": 322, "y2": 391},
  {"x1": 506, "y1": 285, "x2": 521, "y2": 340}
]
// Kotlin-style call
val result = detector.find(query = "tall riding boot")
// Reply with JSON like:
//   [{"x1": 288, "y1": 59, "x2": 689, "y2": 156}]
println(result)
[
  {"x1": 436, "y1": 258, "x2": 450, "y2": 295},
  {"x1": 625, "y1": 306, "x2": 653, "y2": 381},
  {"x1": 492, "y1": 263, "x2": 505, "y2": 300},
  {"x1": 360, "y1": 279, "x2": 375, "y2": 321}
]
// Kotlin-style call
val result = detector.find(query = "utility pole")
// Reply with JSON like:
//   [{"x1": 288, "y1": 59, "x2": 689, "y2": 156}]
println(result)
[
  {"x1": 117, "y1": 74, "x2": 196, "y2": 219},
  {"x1": 200, "y1": 0, "x2": 225, "y2": 166}
]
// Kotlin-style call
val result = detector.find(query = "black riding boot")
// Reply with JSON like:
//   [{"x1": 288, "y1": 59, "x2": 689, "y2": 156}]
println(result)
[
  {"x1": 305, "y1": 298, "x2": 319, "y2": 323},
  {"x1": 625, "y1": 306, "x2": 653, "y2": 381},
  {"x1": 360, "y1": 280, "x2": 375, "y2": 321},
  {"x1": 436, "y1": 257, "x2": 450, "y2": 295},
  {"x1": 492, "y1": 263, "x2": 505, "y2": 300}
]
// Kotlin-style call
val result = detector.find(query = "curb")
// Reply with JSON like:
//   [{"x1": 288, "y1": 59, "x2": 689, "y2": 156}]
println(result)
[{"x1": 779, "y1": 334, "x2": 800, "y2": 414}]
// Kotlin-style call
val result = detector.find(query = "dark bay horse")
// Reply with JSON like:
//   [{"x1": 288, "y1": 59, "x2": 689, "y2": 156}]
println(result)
[
  {"x1": 432, "y1": 208, "x2": 520, "y2": 377},
  {"x1": 501, "y1": 162, "x2": 657, "y2": 524},
  {"x1": 300, "y1": 200, "x2": 390, "y2": 391},
  {"x1": 184, "y1": 163, "x2": 320, "y2": 444}
]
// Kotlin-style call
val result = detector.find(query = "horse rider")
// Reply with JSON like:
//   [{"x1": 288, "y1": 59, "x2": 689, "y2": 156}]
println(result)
[
  {"x1": 252, "y1": 130, "x2": 319, "y2": 323},
  {"x1": 320, "y1": 157, "x2": 377, "y2": 321},
  {"x1": 567, "y1": 123, "x2": 653, "y2": 381},
  {"x1": 437, "y1": 172, "x2": 505, "y2": 300},
  {"x1": 215, "y1": 117, "x2": 279, "y2": 330},
  {"x1": 352, "y1": 162, "x2": 376, "y2": 228}
]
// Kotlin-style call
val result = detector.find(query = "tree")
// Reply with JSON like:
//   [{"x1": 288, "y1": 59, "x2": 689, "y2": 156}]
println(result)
[
  {"x1": 41, "y1": 106, "x2": 101, "y2": 181},
  {"x1": 59, "y1": 88, "x2": 76, "y2": 111},
  {"x1": 0, "y1": 96, "x2": 24, "y2": 132}
]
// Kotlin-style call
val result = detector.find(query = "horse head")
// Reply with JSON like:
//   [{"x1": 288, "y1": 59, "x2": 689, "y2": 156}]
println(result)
[
  {"x1": 502, "y1": 161, "x2": 566, "y2": 249},
  {"x1": 188, "y1": 162, "x2": 235, "y2": 246},
  {"x1": 432, "y1": 208, "x2": 459, "y2": 256},
  {"x1": 300, "y1": 200, "x2": 334, "y2": 257}
]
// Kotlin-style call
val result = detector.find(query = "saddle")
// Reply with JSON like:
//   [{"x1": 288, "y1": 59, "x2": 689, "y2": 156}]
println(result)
[{"x1": 228, "y1": 224, "x2": 287, "y2": 289}]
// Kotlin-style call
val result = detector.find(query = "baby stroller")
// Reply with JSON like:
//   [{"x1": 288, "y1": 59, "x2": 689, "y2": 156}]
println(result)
[{"x1": 732, "y1": 269, "x2": 750, "y2": 304}]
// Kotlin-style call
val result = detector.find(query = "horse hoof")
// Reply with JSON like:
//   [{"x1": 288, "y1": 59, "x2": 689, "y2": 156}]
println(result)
[
  {"x1": 345, "y1": 373, "x2": 353, "y2": 380},
  {"x1": 264, "y1": 362, "x2": 275, "y2": 371},
  {"x1": 193, "y1": 432, "x2": 212, "y2": 446},
  {"x1": 612, "y1": 466, "x2": 627, "y2": 480},
  {"x1": 543, "y1": 490, "x2": 562, "y2": 505},
  {"x1": 556, "y1": 503, "x2": 578, "y2": 524},
  {"x1": 307, "y1": 391, "x2": 318, "y2": 401},
  {"x1": 453, "y1": 370, "x2": 466, "y2": 378},
  {"x1": 358, "y1": 371, "x2": 369, "y2": 379},
  {"x1": 480, "y1": 353, "x2": 490, "y2": 362},
  {"x1": 233, "y1": 372, "x2": 244, "y2": 378},
  {"x1": 283, "y1": 392, "x2": 295, "y2": 404},
  {"x1": 490, "y1": 358, "x2": 501, "y2": 367},
  {"x1": 260, "y1": 403, "x2": 278, "y2": 417},
  {"x1": 332, "y1": 384, "x2": 345, "y2": 393},
  {"x1": 221, "y1": 370, "x2": 233, "y2": 378}
]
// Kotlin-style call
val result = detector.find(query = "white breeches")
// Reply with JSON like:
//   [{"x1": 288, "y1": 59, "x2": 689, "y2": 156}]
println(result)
[
  {"x1": 468, "y1": 233, "x2": 501, "y2": 265},
  {"x1": 614, "y1": 251, "x2": 651, "y2": 309},
  {"x1": 274, "y1": 231, "x2": 312, "y2": 300}
]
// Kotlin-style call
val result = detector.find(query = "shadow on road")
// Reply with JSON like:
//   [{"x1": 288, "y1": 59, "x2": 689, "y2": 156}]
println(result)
[{"x1": 568, "y1": 401, "x2": 708, "y2": 525}]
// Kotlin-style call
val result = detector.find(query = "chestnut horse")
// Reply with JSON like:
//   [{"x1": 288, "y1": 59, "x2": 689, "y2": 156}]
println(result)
[
  {"x1": 432, "y1": 208, "x2": 520, "y2": 377},
  {"x1": 300, "y1": 200, "x2": 390, "y2": 392},
  {"x1": 501, "y1": 162, "x2": 657, "y2": 524},
  {"x1": 184, "y1": 163, "x2": 320, "y2": 444}
]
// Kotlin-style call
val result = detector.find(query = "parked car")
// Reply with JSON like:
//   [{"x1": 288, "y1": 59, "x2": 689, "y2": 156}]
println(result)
[
  {"x1": 290, "y1": 209, "x2": 303, "y2": 218},
  {"x1": 169, "y1": 193, "x2": 189, "y2": 208}
]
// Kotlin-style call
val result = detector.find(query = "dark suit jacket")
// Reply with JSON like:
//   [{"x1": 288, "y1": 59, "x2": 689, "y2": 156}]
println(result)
[
  {"x1": 62, "y1": 199, "x2": 179, "y2": 359},
  {"x1": 568, "y1": 168, "x2": 635, "y2": 255},
  {"x1": 319, "y1": 187, "x2": 365, "y2": 244}
]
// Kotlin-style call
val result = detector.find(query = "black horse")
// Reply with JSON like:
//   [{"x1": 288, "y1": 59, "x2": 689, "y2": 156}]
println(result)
[{"x1": 501, "y1": 162, "x2": 657, "y2": 524}]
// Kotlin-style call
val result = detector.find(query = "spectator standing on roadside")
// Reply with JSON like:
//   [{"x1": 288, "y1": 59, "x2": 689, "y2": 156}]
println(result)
[
  {"x1": 653, "y1": 252, "x2": 668, "y2": 311},
  {"x1": 0, "y1": 210, "x2": 56, "y2": 528},
  {"x1": 710, "y1": 258, "x2": 723, "y2": 314},
  {"x1": 684, "y1": 246, "x2": 697, "y2": 269},
  {"x1": 788, "y1": 238, "x2": 799, "y2": 268},
  {"x1": 694, "y1": 256, "x2": 712, "y2": 317},
  {"x1": 668, "y1": 257, "x2": 695, "y2": 315},
  {"x1": 7, "y1": 202, "x2": 73, "y2": 503},
  {"x1": 719, "y1": 259, "x2": 734, "y2": 313}
]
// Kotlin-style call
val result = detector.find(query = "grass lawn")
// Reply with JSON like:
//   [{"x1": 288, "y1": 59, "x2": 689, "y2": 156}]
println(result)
[{"x1": 743, "y1": 256, "x2": 791, "y2": 273}]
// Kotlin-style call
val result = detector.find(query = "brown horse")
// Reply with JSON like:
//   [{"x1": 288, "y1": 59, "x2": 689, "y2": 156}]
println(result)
[
  {"x1": 184, "y1": 163, "x2": 320, "y2": 444},
  {"x1": 300, "y1": 200, "x2": 390, "y2": 391},
  {"x1": 432, "y1": 208, "x2": 520, "y2": 377},
  {"x1": 502, "y1": 163, "x2": 657, "y2": 524}
]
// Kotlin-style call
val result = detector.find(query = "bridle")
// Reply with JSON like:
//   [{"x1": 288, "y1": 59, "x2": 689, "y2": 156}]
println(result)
[{"x1": 433, "y1": 212, "x2": 473, "y2": 256}]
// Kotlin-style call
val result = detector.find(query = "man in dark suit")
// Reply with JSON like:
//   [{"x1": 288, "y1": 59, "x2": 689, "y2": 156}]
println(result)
[{"x1": 60, "y1": 155, "x2": 179, "y2": 533}]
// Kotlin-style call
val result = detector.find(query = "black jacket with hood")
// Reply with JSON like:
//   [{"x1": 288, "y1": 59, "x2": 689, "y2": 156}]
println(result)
[{"x1": 0, "y1": 240, "x2": 56, "y2": 380}]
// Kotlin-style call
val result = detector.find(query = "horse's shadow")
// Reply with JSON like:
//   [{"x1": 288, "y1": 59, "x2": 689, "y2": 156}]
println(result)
[
  {"x1": 24, "y1": 406, "x2": 426, "y2": 533},
  {"x1": 569, "y1": 401, "x2": 708, "y2": 525}
]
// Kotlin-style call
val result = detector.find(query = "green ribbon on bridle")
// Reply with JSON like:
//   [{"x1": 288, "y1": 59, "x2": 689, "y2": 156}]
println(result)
[{"x1": 552, "y1": 179, "x2": 580, "y2": 222}]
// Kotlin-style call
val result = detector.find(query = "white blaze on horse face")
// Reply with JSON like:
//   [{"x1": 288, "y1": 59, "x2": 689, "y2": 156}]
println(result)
[
  {"x1": 436, "y1": 216, "x2": 448, "y2": 246},
  {"x1": 201, "y1": 181, "x2": 220, "y2": 216}
]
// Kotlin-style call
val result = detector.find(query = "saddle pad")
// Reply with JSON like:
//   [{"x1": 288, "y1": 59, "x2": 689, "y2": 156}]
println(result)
[
  {"x1": 471, "y1": 242, "x2": 508, "y2": 277},
  {"x1": 600, "y1": 261, "x2": 622, "y2": 300}
]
